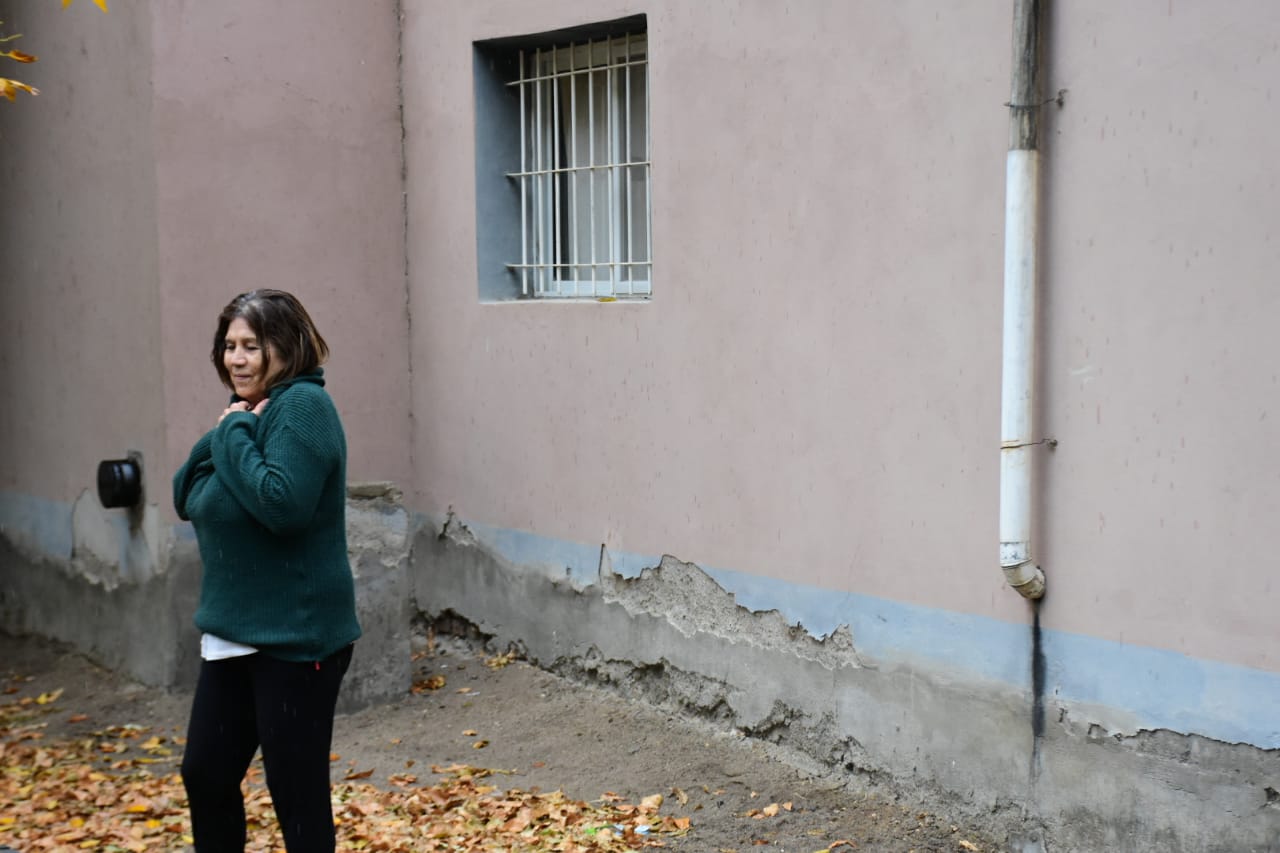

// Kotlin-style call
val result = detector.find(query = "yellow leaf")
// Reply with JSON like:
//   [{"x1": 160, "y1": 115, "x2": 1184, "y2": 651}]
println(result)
[
  {"x1": 36, "y1": 688, "x2": 64, "y2": 704},
  {"x1": 94, "y1": 0, "x2": 109, "y2": 10},
  {"x1": 640, "y1": 793, "x2": 663, "y2": 812},
  {"x1": 1, "y1": 49, "x2": 36, "y2": 63}
]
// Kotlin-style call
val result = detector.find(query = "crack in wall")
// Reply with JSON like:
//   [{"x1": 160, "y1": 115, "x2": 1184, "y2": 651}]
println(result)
[{"x1": 549, "y1": 647, "x2": 737, "y2": 726}]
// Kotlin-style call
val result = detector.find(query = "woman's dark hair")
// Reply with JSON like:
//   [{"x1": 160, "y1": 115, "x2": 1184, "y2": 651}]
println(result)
[{"x1": 211, "y1": 290, "x2": 330, "y2": 391}]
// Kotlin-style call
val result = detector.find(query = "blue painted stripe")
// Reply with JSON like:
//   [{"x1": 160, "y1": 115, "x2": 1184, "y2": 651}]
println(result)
[
  {"x1": 439, "y1": 516, "x2": 1280, "y2": 749},
  {"x1": 0, "y1": 491, "x2": 74, "y2": 561}
]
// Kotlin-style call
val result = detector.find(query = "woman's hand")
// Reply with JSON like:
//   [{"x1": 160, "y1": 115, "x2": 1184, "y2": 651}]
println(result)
[{"x1": 217, "y1": 398, "x2": 268, "y2": 426}]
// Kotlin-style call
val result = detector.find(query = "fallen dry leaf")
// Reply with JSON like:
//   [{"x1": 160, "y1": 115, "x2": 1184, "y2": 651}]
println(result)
[
  {"x1": 2, "y1": 689, "x2": 692, "y2": 852},
  {"x1": 484, "y1": 651, "x2": 519, "y2": 670},
  {"x1": 411, "y1": 674, "x2": 446, "y2": 693}
]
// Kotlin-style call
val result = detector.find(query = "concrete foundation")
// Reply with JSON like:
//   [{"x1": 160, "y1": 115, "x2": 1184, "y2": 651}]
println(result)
[
  {"x1": 341, "y1": 483, "x2": 413, "y2": 712},
  {"x1": 4, "y1": 496, "x2": 1277, "y2": 851},
  {"x1": 411, "y1": 514, "x2": 1280, "y2": 853},
  {"x1": 0, "y1": 488, "x2": 412, "y2": 713},
  {"x1": 0, "y1": 533, "x2": 202, "y2": 688}
]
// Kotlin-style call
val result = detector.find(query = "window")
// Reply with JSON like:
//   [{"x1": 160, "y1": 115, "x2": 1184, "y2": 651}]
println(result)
[{"x1": 474, "y1": 17, "x2": 651, "y2": 300}]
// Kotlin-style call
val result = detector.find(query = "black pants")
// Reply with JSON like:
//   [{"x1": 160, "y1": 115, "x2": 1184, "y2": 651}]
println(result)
[{"x1": 180, "y1": 645, "x2": 353, "y2": 853}]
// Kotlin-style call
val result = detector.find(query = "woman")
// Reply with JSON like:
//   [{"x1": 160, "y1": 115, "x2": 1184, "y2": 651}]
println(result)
[{"x1": 173, "y1": 289, "x2": 361, "y2": 852}]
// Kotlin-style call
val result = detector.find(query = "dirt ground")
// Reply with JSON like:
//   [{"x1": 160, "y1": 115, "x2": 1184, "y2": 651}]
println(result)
[{"x1": 1, "y1": 629, "x2": 1009, "y2": 852}]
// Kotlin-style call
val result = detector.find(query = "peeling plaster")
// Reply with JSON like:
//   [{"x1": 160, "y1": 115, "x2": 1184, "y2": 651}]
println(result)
[
  {"x1": 69, "y1": 491, "x2": 163, "y2": 590},
  {"x1": 416, "y1": 513, "x2": 1280, "y2": 850},
  {"x1": 427, "y1": 511, "x2": 1280, "y2": 750},
  {"x1": 597, "y1": 547, "x2": 868, "y2": 671}
]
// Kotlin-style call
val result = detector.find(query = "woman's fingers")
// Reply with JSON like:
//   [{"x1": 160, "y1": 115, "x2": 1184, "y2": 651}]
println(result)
[{"x1": 217, "y1": 401, "x2": 252, "y2": 425}]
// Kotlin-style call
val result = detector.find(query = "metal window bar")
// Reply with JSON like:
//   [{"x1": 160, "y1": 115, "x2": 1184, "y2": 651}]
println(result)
[
  {"x1": 587, "y1": 40, "x2": 597, "y2": 296},
  {"x1": 644, "y1": 44, "x2": 652, "y2": 291},
  {"x1": 534, "y1": 48, "x2": 545, "y2": 295},
  {"x1": 624, "y1": 32, "x2": 633, "y2": 297},
  {"x1": 506, "y1": 33, "x2": 651, "y2": 298},
  {"x1": 568, "y1": 42, "x2": 579, "y2": 295},
  {"x1": 602, "y1": 37, "x2": 615, "y2": 296},
  {"x1": 518, "y1": 49, "x2": 528, "y2": 296},
  {"x1": 551, "y1": 52, "x2": 562, "y2": 296}
]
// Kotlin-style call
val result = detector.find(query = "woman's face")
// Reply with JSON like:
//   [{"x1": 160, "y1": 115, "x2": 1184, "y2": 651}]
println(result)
[{"x1": 223, "y1": 316, "x2": 272, "y2": 404}]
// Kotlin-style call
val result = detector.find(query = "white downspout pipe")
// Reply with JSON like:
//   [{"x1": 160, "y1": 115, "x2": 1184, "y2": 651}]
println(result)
[{"x1": 1000, "y1": 0, "x2": 1046, "y2": 600}]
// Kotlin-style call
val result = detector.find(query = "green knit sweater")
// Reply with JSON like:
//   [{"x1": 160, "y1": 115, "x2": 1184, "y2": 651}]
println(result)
[{"x1": 172, "y1": 370, "x2": 361, "y2": 661}]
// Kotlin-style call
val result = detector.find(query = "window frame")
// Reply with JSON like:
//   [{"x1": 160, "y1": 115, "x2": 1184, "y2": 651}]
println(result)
[{"x1": 473, "y1": 16, "x2": 651, "y2": 302}]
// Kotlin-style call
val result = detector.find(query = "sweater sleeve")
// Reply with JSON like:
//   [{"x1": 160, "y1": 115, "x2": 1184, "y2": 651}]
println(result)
[
  {"x1": 210, "y1": 396, "x2": 338, "y2": 535},
  {"x1": 172, "y1": 431, "x2": 215, "y2": 521}
]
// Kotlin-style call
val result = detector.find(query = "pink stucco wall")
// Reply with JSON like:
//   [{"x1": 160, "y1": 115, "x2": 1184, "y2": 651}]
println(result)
[
  {"x1": 151, "y1": 0, "x2": 409, "y2": 487},
  {"x1": 1039, "y1": 3, "x2": 1280, "y2": 670},
  {"x1": 402, "y1": 0, "x2": 1279, "y2": 674},
  {"x1": 0, "y1": 0, "x2": 409, "y2": 511},
  {"x1": 403, "y1": 0, "x2": 1018, "y2": 612},
  {"x1": 0, "y1": 1, "x2": 166, "y2": 504}
]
